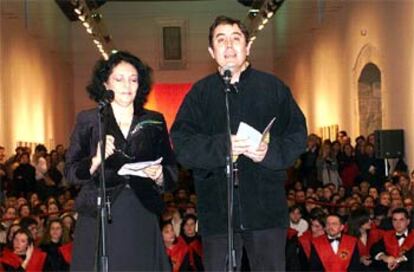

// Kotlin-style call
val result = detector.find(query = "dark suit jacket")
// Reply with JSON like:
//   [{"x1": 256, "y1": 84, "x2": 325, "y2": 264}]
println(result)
[
  {"x1": 65, "y1": 106, "x2": 177, "y2": 216},
  {"x1": 171, "y1": 66, "x2": 307, "y2": 236}
]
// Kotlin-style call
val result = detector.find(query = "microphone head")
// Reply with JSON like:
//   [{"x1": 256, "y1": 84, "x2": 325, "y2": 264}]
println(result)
[
  {"x1": 97, "y1": 89, "x2": 115, "y2": 107},
  {"x1": 222, "y1": 65, "x2": 233, "y2": 84}
]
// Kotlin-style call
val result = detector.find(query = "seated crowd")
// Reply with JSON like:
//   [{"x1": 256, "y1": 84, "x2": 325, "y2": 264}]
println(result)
[{"x1": 0, "y1": 129, "x2": 413, "y2": 271}]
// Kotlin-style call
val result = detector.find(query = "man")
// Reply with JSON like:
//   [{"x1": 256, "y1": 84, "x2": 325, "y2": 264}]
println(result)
[
  {"x1": 171, "y1": 15, "x2": 307, "y2": 270},
  {"x1": 309, "y1": 213, "x2": 361, "y2": 271},
  {"x1": 289, "y1": 205, "x2": 309, "y2": 237},
  {"x1": 371, "y1": 208, "x2": 414, "y2": 271}
]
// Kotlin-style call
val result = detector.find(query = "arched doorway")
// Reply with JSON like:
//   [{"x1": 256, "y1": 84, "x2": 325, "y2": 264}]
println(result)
[{"x1": 358, "y1": 63, "x2": 382, "y2": 137}]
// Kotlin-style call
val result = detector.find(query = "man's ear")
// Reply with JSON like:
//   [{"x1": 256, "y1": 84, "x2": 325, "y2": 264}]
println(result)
[
  {"x1": 208, "y1": 47, "x2": 215, "y2": 60},
  {"x1": 246, "y1": 40, "x2": 252, "y2": 56}
]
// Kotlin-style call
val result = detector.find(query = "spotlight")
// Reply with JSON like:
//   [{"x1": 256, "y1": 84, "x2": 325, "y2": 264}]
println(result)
[
  {"x1": 258, "y1": 24, "x2": 264, "y2": 31},
  {"x1": 74, "y1": 5, "x2": 84, "y2": 15},
  {"x1": 82, "y1": 21, "x2": 90, "y2": 28},
  {"x1": 91, "y1": 12, "x2": 102, "y2": 22}
]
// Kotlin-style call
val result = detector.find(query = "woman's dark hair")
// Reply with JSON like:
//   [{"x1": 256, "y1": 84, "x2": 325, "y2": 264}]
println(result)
[
  {"x1": 208, "y1": 15, "x2": 249, "y2": 47},
  {"x1": 180, "y1": 214, "x2": 197, "y2": 235},
  {"x1": 347, "y1": 208, "x2": 371, "y2": 238},
  {"x1": 86, "y1": 51, "x2": 153, "y2": 112},
  {"x1": 40, "y1": 218, "x2": 71, "y2": 245},
  {"x1": 160, "y1": 220, "x2": 173, "y2": 231},
  {"x1": 12, "y1": 228, "x2": 34, "y2": 248}
]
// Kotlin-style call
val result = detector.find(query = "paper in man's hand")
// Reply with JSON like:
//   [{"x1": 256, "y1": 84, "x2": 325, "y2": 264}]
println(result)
[{"x1": 236, "y1": 117, "x2": 276, "y2": 151}]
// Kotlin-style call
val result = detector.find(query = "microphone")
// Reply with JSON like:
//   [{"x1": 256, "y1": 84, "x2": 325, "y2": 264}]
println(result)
[
  {"x1": 222, "y1": 65, "x2": 233, "y2": 92},
  {"x1": 97, "y1": 89, "x2": 114, "y2": 108}
]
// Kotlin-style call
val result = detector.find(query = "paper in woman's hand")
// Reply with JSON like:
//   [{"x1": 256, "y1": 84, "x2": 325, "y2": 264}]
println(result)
[{"x1": 117, "y1": 157, "x2": 163, "y2": 177}]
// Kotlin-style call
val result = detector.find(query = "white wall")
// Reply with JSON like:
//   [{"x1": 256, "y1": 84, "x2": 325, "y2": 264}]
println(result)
[
  {"x1": 0, "y1": 0, "x2": 74, "y2": 153},
  {"x1": 273, "y1": 1, "x2": 414, "y2": 168}
]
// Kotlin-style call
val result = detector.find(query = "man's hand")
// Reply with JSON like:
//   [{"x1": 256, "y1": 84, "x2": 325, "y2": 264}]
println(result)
[
  {"x1": 231, "y1": 135, "x2": 250, "y2": 157},
  {"x1": 244, "y1": 141, "x2": 268, "y2": 163}
]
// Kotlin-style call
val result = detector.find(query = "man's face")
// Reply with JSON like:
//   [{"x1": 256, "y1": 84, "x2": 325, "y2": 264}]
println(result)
[
  {"x1": 392, "y1": 212, "x2": 410, "y2": 233},
  {"x1": 325, "y1": 216, "x2": 344, "y2": 237},
  {"x1": 289, "y1": 209, "x2": 302, "y2": 224},
  {"x1": 208, "y1": 23, "x2": 251, "y2": 75}
]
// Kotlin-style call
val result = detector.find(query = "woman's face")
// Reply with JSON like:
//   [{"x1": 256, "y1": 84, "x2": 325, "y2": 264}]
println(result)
[
  {"x1": 13, "y1": 233, "x2": 29, "y2": 255},
  {"x1": 105, "y1": 61, "x2": 138, "y2": 107},
  {"x1": 62, "y1": 216, "x2": 74, "y2": 231},
  {"x1": 183, "y1": 218, "x2": 196, "y2": 237},
  {"x1": 311, "y1": 220, "x2": 324, "y2": 237},
  {"x1": 30, "y1": 193, "x2": 39, "y2": 205},
  {"x1": 162, "y1": 224, "x2": 176, "y2": 246},
  {"x1": 48, "y1": 203, "x2": 59, "y2": 219},
  {"x1": 50, "y1": 222, "x2": 63, "y2": 242}
]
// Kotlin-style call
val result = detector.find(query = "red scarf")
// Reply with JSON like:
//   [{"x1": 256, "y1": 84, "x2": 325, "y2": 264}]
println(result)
[
  {"x1": 0, "y1": 248, "x2": 46, "y2": 271},
  {"x1": 165, "y1": 238, "x2": 189, "y2": 272},
  {"x1": 312, "y1": 234, "x2": 357, "y2": 272},
  {"x1": 58, "y1": 242, "x2": 73, "y2": 264}
]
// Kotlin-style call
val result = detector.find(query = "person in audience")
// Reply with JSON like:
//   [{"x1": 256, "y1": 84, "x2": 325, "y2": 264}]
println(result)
[
  {"x1": 371, "y1": 208, "x2": 414, "y2": 270},
  {"x1": 162, "y1": 220, "x2": 191, "y2": 272},
  {"x1": 180, "y1": 214, "x2": 204, "y2": 271},
  {"x1": 289, "y1": 205, "x2": 309, "y2": 236},
  {"x1": 39, "y1": 219, "x2": 71, "y2": 271},
  {"x1": 294, "y1": 209, "x2": 326, "y2": 270},
  {"x1": 19, "y1": 217, "x2": 40, "y2": 245},
  {"x1": 12, "y1": 152, "x2": 36, "y2": 197},
  {"x1": 0, "y1": 228, "x2": 47, "y2": 271},
  {"x1": 347, "y1": 208, "x2": 382, "y2": 269},
  {"x1": 316, "y1": 141, "x2": 342, "y2": 189},
  {"x1": 309, "y1": 213, "x2": 361, "y2": 271}
]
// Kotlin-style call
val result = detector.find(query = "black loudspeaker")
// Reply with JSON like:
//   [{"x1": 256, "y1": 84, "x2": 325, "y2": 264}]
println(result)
[{"x1": 374, "y1": 129, "x2": 404, "y2": 158}]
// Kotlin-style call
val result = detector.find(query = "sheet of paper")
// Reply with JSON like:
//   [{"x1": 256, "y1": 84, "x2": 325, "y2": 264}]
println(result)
[
  {"x1": 236, "y1": 117, "x2": 276, "y2": 150},
  {"x1": 117, "y1": 157, "x2": 163, "y2": 177},
  {"x1": 237, "y1": 122, "x2": 262, "y2": 150}
]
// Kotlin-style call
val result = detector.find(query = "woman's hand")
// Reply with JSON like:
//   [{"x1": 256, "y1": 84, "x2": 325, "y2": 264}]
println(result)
[
  {"x1": 90, "y1": 135, "x2": 115, "y2": 175},
  {"x1": 143, "y1": 164, "x2": 164, "y2": 185},
  {"x1": 21, "y1": 244, "x2": 34, "y2": 269}
]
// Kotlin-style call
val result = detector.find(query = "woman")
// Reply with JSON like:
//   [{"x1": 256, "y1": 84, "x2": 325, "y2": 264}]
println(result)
[
  {"x1": 0, "y1": 229, "x2": 46, "y2": 271},
  {"x1": 347, "y1": 208, "x2": 381, "y2": 269},
  {"x1": 179, "y1": 214, "x2": 204, "y2": 271},
  {"x1": 39, "y1": 219, "x2": 71, "y2": 271},
  {"x1": 162, "y1": 221, "x2": 190, "y2": 272},
  {"x1": 65, "y1": 51, "x2": 176, "y2": 271}
]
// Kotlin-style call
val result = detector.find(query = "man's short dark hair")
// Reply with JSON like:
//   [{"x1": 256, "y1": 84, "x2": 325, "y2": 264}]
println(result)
[
  {"x1": 326, "y1": 213, "x2": 344, "y2": 225},
  {"x1": 392, "y1": 207, "x2": 410, "y2": 219},
  {"x1": 208, "y1": 15, "x2": 249, "y2": 47}
]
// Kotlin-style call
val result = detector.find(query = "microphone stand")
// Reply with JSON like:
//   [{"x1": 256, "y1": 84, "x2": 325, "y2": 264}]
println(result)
[
  {"x1": 95, "y1": 101, "x2": 111, "y2": 272},
  {"x1": 223, "y1": 72, "x2": 237, "y2": 272}
]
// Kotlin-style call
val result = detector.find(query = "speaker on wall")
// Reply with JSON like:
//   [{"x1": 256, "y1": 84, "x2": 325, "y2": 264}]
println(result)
[{"x1": 374, "y1": 129, "x2": 404, "y2": 158}]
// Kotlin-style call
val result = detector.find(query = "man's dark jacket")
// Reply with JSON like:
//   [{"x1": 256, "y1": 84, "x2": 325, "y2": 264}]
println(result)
[{"x1": 171, "y1": 66, "x2": 307, "y2": 237}]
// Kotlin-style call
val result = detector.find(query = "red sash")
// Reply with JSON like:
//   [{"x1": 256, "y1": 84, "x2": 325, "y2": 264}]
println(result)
[
  {"x1": 382, "y1": 230, "x2": 414, "y2": 257},
  {"x1": 287, "y1": 227, "x2": 298, "y2": 240},
  {"x1": 185, "y1": 237, "x2": 203, "y2": 269},
  {"x1": 166, "y1": 238, "x2": 189, "y2": 272},
  {"x1": 0, "y1": 249, "x2": 22, "y2": 269},
  {"x1": 59, "y1": 242, "x2": 73, "y2": 264},
  {"x1": 0, "y1": 248, "x2": 46, "y2": 271},
  {"x1": 26, "y1": 249, "x2": 47, "y2": 271},
  {"x1": 312, "y1": 234, "x2": 357, "y2": 272},
  {"x1": 298, "y1": 230, "x2": 312, "y2": 259}
]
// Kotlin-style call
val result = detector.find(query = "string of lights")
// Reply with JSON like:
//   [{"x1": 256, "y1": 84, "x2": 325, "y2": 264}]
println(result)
[
  {"x1": 245, "y1": 0, "x2": 285, "y2": 44},
  {"x1": 69, "y1": 0, "x2": 116, "y2": 59}
]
